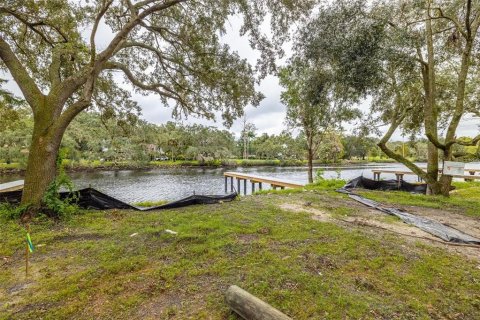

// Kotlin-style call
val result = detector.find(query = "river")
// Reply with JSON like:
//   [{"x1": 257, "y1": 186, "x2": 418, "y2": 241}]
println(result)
[{"x1": 2, "y1": 162, "x2": 480, "y2": 203}]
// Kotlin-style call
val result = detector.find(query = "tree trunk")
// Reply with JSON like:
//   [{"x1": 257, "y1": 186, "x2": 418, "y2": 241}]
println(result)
[
  {"x1": 307, "y1": 146, "x2": 313, "y2": 184},
  {"x1": 21, "y1": 119, "x2": 63, "y2": 215},
  {"x1": 438, "y1": 175, "x2": 453, "y2": 197},
  {"x1": 425, "y1": 141, "x2": 439, "y2": 195},
  {"x1": 423, "y1": 2, "x2": 441, "y2": 195}
]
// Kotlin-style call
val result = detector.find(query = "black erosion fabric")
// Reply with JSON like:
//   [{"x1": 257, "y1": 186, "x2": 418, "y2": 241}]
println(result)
[
  {"x1": 339, "y1": 177, "x2": 480, "y2": 245},
  {"x1": 0, "y1": 188, "x2": 237, "y2": 211},
  {"x1": 0, "y1": 190, "x2": 22, "y2": 205},
  {"x1": 343, "y1": 176, "x2": 427, "y2": 194}
]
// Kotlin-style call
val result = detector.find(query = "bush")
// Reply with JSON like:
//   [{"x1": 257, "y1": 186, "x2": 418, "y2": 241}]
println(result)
[
  {"x1": 0, "y1": 203, "x2": 29, "y2": 220},
  {"x1": 221, "y1": 159, "x2": 237, "y2": 167},
  {"x1": 42, "y1": 149, "x2": 78, "y2": 219},
  {"x1": 307, "y1": 179, "x2": 346, "y2": 191}
]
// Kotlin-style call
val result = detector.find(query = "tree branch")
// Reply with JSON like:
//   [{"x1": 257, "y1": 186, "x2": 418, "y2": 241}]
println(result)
[
  {"x1": 431, "y1": 7, "x2": 468, "y2": 39},
  {"x1": 103, "y1": 61, "x2": 185, "y2": 103},
  {"x1": 0, "y1": 36, "x2": 44, "y2": 110},
  {"x1": 90, "y1": 0, "x2": 113, "y2": 63},
  {"x1": 0, "y1": 7, "x2": 68, "y2": 45},
  {"x1": 425, "y1": 132, "x2": 446, "y2": 150},
  {"x1": 93, "y1": 0, "x2": 187, "y2": 68},
  {"x1": 48, "y1": 48, "x2": 62, "y2": 88},
  {"x1": 377, "y1": 111, "x2": 427, "y2": 180},
  {"x1": 447, "y1": 134, "x2": 480, "y2": 148}
]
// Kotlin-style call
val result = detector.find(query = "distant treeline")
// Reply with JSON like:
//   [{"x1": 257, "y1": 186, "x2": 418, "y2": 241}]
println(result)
[{"x1": 1, "y1": 110, "x2": 478, "y2": 167}]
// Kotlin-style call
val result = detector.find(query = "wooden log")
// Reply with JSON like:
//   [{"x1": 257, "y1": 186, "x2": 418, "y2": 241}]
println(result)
[{"x1": 225, "y1": 285, "x2": 292, "y2": 320}]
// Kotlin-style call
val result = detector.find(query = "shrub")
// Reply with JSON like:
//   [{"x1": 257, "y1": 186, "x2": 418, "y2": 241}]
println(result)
[
  {"x1": 0, "y1": 203, "x2": 29, "y2": 220},
  {"x1": 42, "y1": 149, "x2": 78, "y2": 219}
]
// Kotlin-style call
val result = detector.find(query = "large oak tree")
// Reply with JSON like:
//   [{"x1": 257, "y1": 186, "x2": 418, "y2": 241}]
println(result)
[
  {"x1": 299, "y1": 0, "x2": 480, "y2": 195},
  {"x1": 0, "y1": 0, "x2": 314, "y2": 216}
]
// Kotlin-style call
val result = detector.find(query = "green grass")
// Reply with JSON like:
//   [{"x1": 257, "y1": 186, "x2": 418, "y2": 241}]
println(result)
[
  {"x1": 359, "y1": 181, "x2": 480, "y2": 218},
  {"x1": 1, "y1": 190, "x2": 479, "y2": 319},
  {"x1": 0, "y1": 163, "x2": 22, "y2": 170},
  {"x1": 133, "y1": 200, "x2": 169, "y2": 207},
  {"x1": 342, "y1": 157, "x2": 398, "y2": 164},
  {"x1": 254, "y1": 179, "x2": 346, "y2": 197}
]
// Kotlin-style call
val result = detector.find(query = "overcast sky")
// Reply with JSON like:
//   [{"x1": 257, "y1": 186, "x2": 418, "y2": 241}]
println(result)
[
  {"x1": 130, "y1": 16, "x2": 480, "y2": 140},
  {"x1": 2, "y1": 13, "x2": 479, "y2": 141}
]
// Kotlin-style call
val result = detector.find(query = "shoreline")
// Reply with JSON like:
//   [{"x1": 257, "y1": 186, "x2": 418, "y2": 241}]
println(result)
[{"x1": 0, "y1": 158, "x2": 399, "y2": 176}]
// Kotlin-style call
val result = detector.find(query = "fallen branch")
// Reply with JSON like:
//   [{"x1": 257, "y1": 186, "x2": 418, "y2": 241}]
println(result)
[{"x1": 225, "y1": 285, "x2": 292, "y2": 320}]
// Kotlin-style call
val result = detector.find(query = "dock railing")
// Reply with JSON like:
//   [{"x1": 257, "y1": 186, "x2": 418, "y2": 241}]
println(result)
[
  {"x1": 0, "y1": 180, "x2": 24, "y2": 193},
  {"x1": 372, "y1": 169, "x2": 480, "y2": 183},
  {"x1": 223, "y1": 172, "x2": 304, "y2": 195}
]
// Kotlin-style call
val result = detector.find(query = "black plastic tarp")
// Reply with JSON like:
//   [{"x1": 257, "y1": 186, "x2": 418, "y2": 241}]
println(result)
[
  {"x1": 343, "y1": 176, "x2": 427, "y2": 194},
  {"x1": 0, "y1": 188, "x2": 237, "y2": 211}
]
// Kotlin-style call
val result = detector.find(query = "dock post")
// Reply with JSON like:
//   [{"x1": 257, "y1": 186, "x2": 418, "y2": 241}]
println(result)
[
  {"x1": 237, "y1": 178, "x2": 241, "y2": 194},
  {"x1": 230, "y1": 177, "x2": 234, "y2": 192},
  {"x1": 395, "y1": 174, "x2": 403, "y2": 188},
  {"x1": 225, "y1": 176, "x2": 228, "y2": 193},
  {"x1": 251, "y1": 181, "x2": 255, "y2": 193},
  {"x1": 244, "y1": 179, "x2": 247, "y2": 195}
]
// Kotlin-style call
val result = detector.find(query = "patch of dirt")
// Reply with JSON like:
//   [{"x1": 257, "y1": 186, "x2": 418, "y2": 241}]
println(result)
[
  {"x1": 279, "y1": 198, "x2": 480, "y2": 261},
  {"x1": 280, "y1": 203, "x2": 332, "y2": 222},
  {"x1": 52, "y1": 233, "x2": 107, "y2": 242},
  {"x1": 236, "y1": 233, "x2": 259, "y2": 244},
  {"x1": 135, "y1": 292, "x2": 185, "y2": 319},
  {"x1": 135, "y1": 275, "x2": 227, "y2": 319}
]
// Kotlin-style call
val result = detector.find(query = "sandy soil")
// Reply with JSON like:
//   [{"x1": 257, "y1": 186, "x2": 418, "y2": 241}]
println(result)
[{"x1": 280, "y1": 198, "x2": 480, "y2": 261}]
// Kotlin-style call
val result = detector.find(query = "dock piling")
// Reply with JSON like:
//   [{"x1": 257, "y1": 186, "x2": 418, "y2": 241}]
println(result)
[{"x1": 223, "y1": 172, "x2": 304, "y2": 196}]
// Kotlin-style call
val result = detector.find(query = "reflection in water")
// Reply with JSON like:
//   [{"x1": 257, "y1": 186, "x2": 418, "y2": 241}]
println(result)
[{"x1": 2, "y1": 162, "x2": 479, "y2": 203}]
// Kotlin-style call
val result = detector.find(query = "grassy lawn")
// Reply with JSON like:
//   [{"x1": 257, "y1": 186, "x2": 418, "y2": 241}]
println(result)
[
  {"x1": 358, "y1": 181, "x2": 480, "y2": 218},
  {"x1": 1, "y1": 187, "x2": 480, "y2": 319},
  {"x1": 0, "y1": 163, "x2": 22, "y2": 170}
]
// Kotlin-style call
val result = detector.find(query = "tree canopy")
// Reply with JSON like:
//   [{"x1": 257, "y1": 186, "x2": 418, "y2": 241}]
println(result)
[
  {"x1": 295, "y1": 0, "x2": 480, "y2": 195},
  {"x1": 279, "y1": 58, "x2": 360, "y2": 182},
  {"x1": 0, "y1": 0, "x2": 316, "y2": 211}
]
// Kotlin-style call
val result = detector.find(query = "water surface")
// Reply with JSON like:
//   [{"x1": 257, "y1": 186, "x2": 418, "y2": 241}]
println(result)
[{"x1": 2, "y1": 162, "x2": 479, "y2": 203}]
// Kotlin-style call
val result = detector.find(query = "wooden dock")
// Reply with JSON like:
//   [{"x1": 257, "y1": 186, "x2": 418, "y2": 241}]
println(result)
[
  {"x1": 372, "y1": 169, "x2": 480, "y2": 183},
  {"x1": 223, "y1": 172, "x2": 304, "y2": 195},
  {"x1": 0, "y1": 180, "x2": 24, "y2": 192}
]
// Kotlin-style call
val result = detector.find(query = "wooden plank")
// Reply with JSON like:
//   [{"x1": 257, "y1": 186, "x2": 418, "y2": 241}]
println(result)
[
  {"x1": 371, "y1": 170, "x2": 417, "y2": 175},
  {"x1": 371, "y1": 170, "x2": 480, "y2": 180},
  {"x1": 448, "y1": 174, "x2": 480, "y2": 180},
  {"x1": 224, "y1": 172, "x2": 303, "y2": 188},
  {"x1": 373, "y1": 168, "x2": 480, "y2": 174},
  {"x1": 0, "y1": 180, "x2": 24, "y2": 192},
  {"x1": 225, "y1": 285, "x2": 292, "y2": 320}
]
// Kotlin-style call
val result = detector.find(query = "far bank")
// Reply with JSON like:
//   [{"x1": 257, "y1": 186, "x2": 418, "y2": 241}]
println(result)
[{"x1": 0, "y1": 158, "x2": 398, "y2": 176}]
